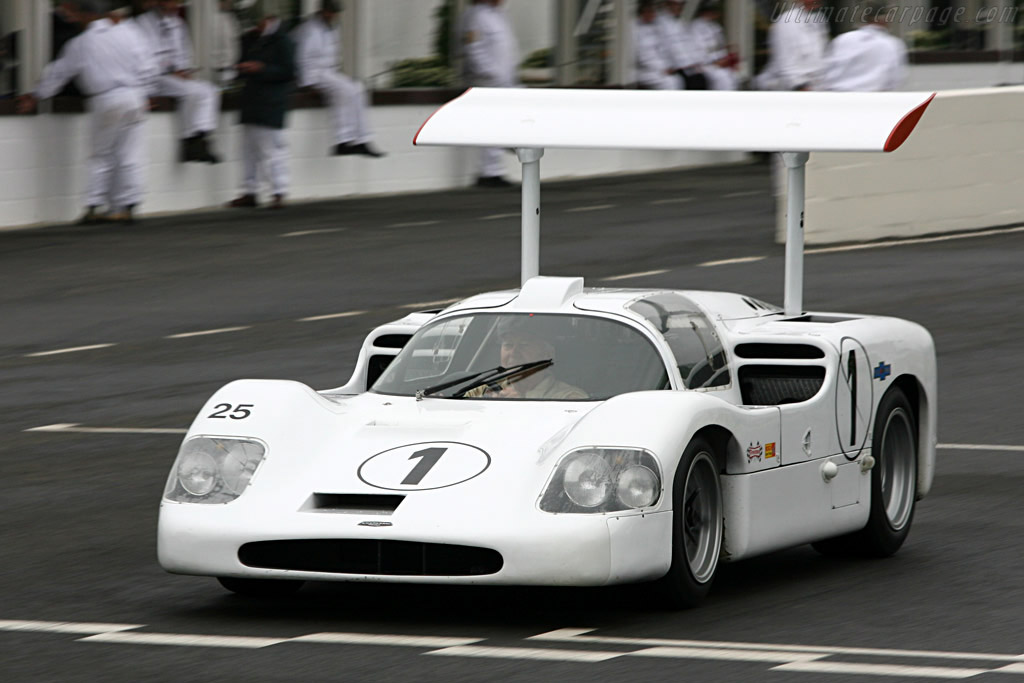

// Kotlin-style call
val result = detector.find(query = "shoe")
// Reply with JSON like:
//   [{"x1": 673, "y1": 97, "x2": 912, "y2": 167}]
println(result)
[
  {"x1": 197, "y1": 135, "x2": 221, "y2": 164},
  {"x1": 269, "y1": 194, "x2": 285, "y2": 210},
  {"x1": 475, "y1": 176, "x2": 513, "y2": 188},
  {"x1": 227, "y1": 194, "x2": 258, "y2": 208},
  {"x1": 107, "y1": 205, "x2": 136, "y2": 224},
  {"x1": 181, "y1": 135, "x2": 203, "y2": 162},
  {"x1": 334, "y1": 142, "x2": 386, "y2": 158},
  {"x1": 77, "y1": 206, "x2": 106, "y2": 225}
]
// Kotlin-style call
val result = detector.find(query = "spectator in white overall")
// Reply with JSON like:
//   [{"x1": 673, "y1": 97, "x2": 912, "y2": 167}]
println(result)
[
  {"x1": 18, "y1": 0, "x2": 157, "y2": 225},
  {"x1": 655, "y1": 0, "x2": 707, "y2": 90},
  {"x1": 133, "y1": 0, "x2": 221, "y2": 162},
  {"x1": 756, "y1": 0, "x2": 828, "y2": 91},
  {"x1": 689, "y1": 2, "x2": 739, "y2": 90},
  {"x1": 635, "y1": 0, "x2": 682, "y2": 90},
  {"x1": 293, "y1": 0, "x2": 384, "y2": 157},
  {"x1": 458, "y1": 0, "x2": 520, "y2": 187},
  {"x1": 822, "y1": 0, "x2": 907, "y2": 92}
]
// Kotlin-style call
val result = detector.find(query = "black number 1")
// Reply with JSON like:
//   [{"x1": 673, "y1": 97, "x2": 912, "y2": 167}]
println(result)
[
  {"x1": 848, "y1": 351, "x2": 857, "y2": 446},
  {"x1": 401, "y1": 447, "x2": 447, "y2": 486}
]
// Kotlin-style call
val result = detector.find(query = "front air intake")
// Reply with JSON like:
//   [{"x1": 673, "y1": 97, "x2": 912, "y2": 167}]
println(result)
[{"x1": 238, "y1": 539, "x2": 503, "y2": 576}]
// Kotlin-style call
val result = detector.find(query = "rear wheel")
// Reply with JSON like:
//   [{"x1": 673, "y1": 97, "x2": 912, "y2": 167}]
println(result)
[
  {"x1": 813, "y1": 387, "x2": 917, "y2": 557},
  {"x1": 657, "y1": 437, "x2": 723, "y2": 608},
  {"x1": 217, "y1": 577, "x2": 305, "y2": 597}
]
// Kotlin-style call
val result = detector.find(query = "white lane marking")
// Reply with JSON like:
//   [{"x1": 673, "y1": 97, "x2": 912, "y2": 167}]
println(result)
[
  {"x1": 388, "y1": 220, "x2": 440, "y2": 228},
  {"x1": 298, "y1": 310, "x2": 367, "y2": 322},
  {"x1": 530, "y1": 629, "x2": 1024, "y2": 663},
  {"x1": 294, "y1": 633, "x2": 482, "y2": 648},
  {"x1": 399, "y1": 297, "x2": 461, "y2": 309},
  {"x1": 481, "y1": 212, "x2": 519, "y2": 220},
  {"x1": 80, "y1": 632, "x2": 287, "y2": 649},
  {"x1": 426, "y1": 645, "x2": 623, "y2": 663},
  {"x1": 806, "y1": 225, "x2": 1024, "y2": 255},
  {"x1": 281, "y1": 228, "x2": 345, "y2": 238},
  {"x1": 566, "y1": 204, "x2": 615, "y2": 213},
  {"x1": 650, "y1": 197, "x2": 693, "y2": 205},
  {"x1": 26, "y1": 343, "x2": 116, "y2": 357},
  {"x1": 24, "y1": 424, "x2": 187, "y2": 435},
  {"x1": 722, "y1": 191, "x2": 763, "y2": 199},
  {"x1": 166, "y1": 326, "x2": 250, "y2": 339},
  {"x1": 938, "y1": 443, "x2": 1024, "y2": 453},
  {"x1": 995, "y1": 663, "x2": 1024, "y2": 673},
  {"x1": 0, "y1": 620, "x2": 141, "y2": 635},
  {"x1": 699, "y1": 255, "x2": 767, "y2": 267},
  {"x1": 631, "y1": 646, "x2": 824, "y2": 664},
  {"x1": 601, "y1": 269, "x2": 671, "y2": 281},
  {"x1": 773, "y1": 661, "x2": 989, "y2": 679}
]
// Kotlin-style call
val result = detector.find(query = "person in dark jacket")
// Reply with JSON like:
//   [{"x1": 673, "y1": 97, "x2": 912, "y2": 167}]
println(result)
[{"x1": 228, "y1": 13, "x2": 296, "y2": 210}]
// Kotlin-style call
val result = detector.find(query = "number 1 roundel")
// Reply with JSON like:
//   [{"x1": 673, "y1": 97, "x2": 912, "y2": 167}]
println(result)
[{"x1": 357, "y1": 442, "x2": 491, "y2": 491}]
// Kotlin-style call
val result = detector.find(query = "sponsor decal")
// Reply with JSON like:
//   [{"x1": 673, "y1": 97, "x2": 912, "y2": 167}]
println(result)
[
  {"x1": 358, "y1": 521, "x2": 393, "y2": 527},
  {"x1": 873, "y1": 361, "x2": 892, "y2": 381},
  {"x1": 746, "y1": 442, "x2": 763, "y2": 462},
  {"x1": 765, "y1": 442, "x2": 776, "y2": 459}
]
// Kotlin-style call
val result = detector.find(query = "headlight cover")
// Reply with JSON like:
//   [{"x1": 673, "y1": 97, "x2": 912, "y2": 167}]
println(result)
[
  {"x1": 163, "y1": 436, "x2": 267, "y2": 504},
  {"x1": 540, "y1": 448, "x2": 662, "y2": 514}
]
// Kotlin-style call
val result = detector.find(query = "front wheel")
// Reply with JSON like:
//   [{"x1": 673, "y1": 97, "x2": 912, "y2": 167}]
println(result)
[
  {"x1": 217, "y1": 577, "x2": 305, "y2": 597},
  {"x1": 657, "y1": 437, "x2": 723, "y2": 608},
  {"x1": 813, "y1": 386, "x2": 917, "y2": 557}
]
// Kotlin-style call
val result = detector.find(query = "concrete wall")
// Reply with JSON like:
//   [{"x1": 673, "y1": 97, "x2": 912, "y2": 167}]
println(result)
[
  {"x1": 0, "y1": 103, "x2": 742, "y2": 229},
  {"x1": 781, "y1": 87, "x2": 1024, "y2": 245}
]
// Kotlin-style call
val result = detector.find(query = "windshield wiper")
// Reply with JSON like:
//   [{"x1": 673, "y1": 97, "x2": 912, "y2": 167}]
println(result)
[
  {"x1": 451, "y1": 359, "x2": 553, "y2": 398},
  {"x1": 416, "y1": 359, "x2": 553, "y2": 399}
]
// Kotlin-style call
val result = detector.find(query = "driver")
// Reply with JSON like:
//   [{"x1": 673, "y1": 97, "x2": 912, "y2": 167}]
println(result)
[{"x1": 468, "y1": 318, "x2": 588, "y2": 400}]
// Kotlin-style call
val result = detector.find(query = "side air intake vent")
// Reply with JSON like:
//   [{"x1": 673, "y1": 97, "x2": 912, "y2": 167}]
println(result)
[
  {"x1": 372, "y1": 334, "x2": 412, "y2": 349},
  {"x1": 739, "y1": 365, "x2": 826, "y2": 406},
  {"x1": 735, "y1": 343, "x2": 825, "y2": 359}
]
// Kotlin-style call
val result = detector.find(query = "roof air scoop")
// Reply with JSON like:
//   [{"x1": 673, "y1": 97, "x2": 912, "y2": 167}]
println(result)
[{"x1": 513, "y1": 276, "x2": 585, "y2": 310}]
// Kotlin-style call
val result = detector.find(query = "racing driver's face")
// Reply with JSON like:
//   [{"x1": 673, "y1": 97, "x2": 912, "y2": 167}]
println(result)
[{"x1": 500, "y1": 332, "x2": 553, "y2": 367}]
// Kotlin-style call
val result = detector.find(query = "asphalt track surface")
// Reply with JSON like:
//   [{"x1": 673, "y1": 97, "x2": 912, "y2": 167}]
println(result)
[{"x1": 2, "y1": 162, "x2": 1024, "y2": 682}]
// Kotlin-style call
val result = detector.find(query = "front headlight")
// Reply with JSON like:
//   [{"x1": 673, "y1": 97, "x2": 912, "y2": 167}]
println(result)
[
  {"x1": 539, "y1": 447, "x2": 662, "y2": 514},
  {"x1": 163, "y1": 437, "x2": 267, "y2": 504}
]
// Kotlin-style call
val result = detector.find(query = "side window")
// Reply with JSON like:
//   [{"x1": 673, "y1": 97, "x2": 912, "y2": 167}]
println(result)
[
  {"x1": 628, "y1": 293, "x2": 731, "y2": 390},
  {"x1": 664, "y1": 314, "x2": 730, "y2": 389},
  {"x1": 403, "y1": 318, "x2": 469, "y2": 381}
]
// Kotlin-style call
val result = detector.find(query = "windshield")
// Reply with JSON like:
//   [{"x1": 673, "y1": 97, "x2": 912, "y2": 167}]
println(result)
[{"x1": 371, "y1": 313, "x2": 670, "y2": 401}]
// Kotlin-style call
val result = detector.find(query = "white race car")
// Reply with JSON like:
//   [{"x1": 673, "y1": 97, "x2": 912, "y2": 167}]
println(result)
[{"x1": 158, "y1": 89, "x2": 938, "y2": 606}]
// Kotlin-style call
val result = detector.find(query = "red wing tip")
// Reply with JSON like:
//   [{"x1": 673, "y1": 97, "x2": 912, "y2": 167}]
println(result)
[
  {"x1": 884, "y1": 93, "x2": 936, "y2": 152},
  {"x1": 413, "y1": 88, "x2": 473, "y2": 146}
]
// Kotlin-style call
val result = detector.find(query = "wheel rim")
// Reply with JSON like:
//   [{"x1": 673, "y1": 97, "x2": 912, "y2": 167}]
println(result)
[
  {"x1": 682, "y1": 452, "x2": 723, "y2": 584},
  {"x1": 879, "y1": 407, "x2": 916, "y2": 531}
]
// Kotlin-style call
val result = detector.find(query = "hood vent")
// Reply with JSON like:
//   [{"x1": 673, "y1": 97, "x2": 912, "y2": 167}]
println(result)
[{"x1": 305, "y1": 493, "x2": 404, "y2": 515}]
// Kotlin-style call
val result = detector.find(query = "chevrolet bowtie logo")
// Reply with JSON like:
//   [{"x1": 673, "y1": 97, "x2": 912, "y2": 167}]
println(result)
[{"x1": 873, "y1": 361, "x2": 892, "y2": 381}]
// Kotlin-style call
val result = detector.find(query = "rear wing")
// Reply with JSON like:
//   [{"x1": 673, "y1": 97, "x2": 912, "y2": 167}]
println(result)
[{"x1": 414, "y1": 88, "x2": 935, "y2": 315}]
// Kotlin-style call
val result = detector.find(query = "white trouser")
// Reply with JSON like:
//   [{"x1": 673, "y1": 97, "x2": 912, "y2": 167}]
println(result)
[
  {"x1": 471, "y1": 77, "x2": 516, "y2": 178},
  {"x1": 314, "y1": 72, "x2": 372, "y2": 145},
  {"x1": 155, "y1": 74, "x2": 220, "y2": 137},
  {"x1": 704, "y1": 65, "x2": 739, "y2": 91},
  {"x1": 86, "y1": 87, "x2": 147, "y2": 210},
  {"x1": 478, "y1": 147, "x2": 505, "y2": 178},
  {"x1": 242, "y1": 125, "x2": 288, "y2": 196}
]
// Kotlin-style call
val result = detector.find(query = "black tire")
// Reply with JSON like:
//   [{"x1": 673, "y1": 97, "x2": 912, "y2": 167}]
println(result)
[
  {"x1": 217, "y1": 577, "x2": 305, "y2": 597},
  {"x1": 656, "y1": 437, "x2": 723, "y2": 608},
  {"x1": 813, "y1": 387, "x2": 917, "y2": 558}
]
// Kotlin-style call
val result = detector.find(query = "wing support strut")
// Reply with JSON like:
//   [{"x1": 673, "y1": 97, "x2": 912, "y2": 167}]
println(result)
[
  {"x1": 517, "y1": 147, "x2": 544, "y2": 285},
  {"x1": 782, "y1": 151, "x2": 809, "y2": 317}
]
